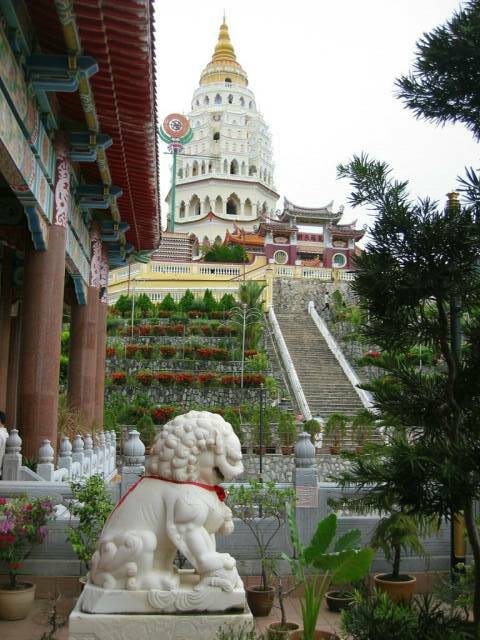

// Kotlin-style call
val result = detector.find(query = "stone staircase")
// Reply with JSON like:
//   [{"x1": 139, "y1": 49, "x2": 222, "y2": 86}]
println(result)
[{"x1": 273, "y1": 309, "x2": 364, "y2": 421}]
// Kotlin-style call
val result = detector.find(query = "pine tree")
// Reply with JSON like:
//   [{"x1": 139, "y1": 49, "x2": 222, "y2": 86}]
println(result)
[
  {"x1": 396, "y1": 0, "x2": 480, "y2": 140},
  {"x1": 336, "y1": 154, "x2": 480, "y2": 635}
]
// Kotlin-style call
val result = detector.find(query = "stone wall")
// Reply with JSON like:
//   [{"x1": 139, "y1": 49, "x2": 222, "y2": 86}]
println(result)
[
  {"x1": 105, "y1": 385, "x2": 260, "y2": 407},
  {"x1": 239, "y1": 453, "x2": 352, "y2": 483},
  {"x1": 272, "y1": 279, "x2": 358, "y2": 313},
  {"x1": 106, "y1": 358, "x2": 262, "y2": 374},
  {"x1": 107, "y1": 336, "x2": 227, "y2": 346}
]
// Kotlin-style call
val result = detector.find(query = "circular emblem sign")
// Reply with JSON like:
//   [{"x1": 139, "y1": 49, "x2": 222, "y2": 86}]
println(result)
[{"x1": 163, "y1": 113, "x2": 190, "y2": 139}]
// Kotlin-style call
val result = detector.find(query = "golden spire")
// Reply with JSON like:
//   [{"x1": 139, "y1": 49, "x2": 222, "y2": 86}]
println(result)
[
  {"x1": 199, "y1": 15, "x2": 248, "y2": 87},
  {"x1": 212, "y1": 17, "x2": 237, "y2": 64}
]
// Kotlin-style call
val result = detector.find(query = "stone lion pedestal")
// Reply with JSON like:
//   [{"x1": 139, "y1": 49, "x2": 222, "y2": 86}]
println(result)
[{"x1": 68, "y1": 411, "x2": 254, "y2": 640}]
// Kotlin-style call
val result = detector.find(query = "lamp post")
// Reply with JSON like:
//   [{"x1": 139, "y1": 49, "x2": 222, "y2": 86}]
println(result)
[{"x1": 230, "y1": 304, "x2": 264, "y2": 389}]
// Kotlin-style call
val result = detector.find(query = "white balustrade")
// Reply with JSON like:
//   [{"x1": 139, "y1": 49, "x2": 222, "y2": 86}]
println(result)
[
  {"x1": 0, "y1": 430, "x2": 117, "y2": 484},
  {"x1": 301, "y1": 267, "x2": 332, "y2": 280},
  {"x1": 198, "y1": 265, "x2": 241, "y2": 276},
  {"x1": 275, "y1": 265, "x2": 294, "y2": 277},
  {"x1": 151, "y1": 263, "x2": 192, "y2": 274}
]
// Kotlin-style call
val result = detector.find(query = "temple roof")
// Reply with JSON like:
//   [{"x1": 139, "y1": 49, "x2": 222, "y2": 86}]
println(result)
[
  {"x1": 28, "y1": 0, "x2": 160, "y2": 251},
  {"x1": 280, "y1": 198, "x2": 343, "y2": 223},
  {"x1": 225, "y1": 230, "x2": 264, "y2": 247}
]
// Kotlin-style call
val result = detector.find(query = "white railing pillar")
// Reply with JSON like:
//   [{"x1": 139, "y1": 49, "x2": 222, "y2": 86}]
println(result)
[
  {"x1": 121, "y1": 430, "x2": 145, "y2": 496},
  {"x1": 83, "y1": 433, "x2": 93, "y2": 476},
  {"x1": 36, "y1": 439, "x2": 55, "y2": 481},
  {"x1": 2, "y1": 429, "x2": 23, "y2": 480},
  {"x1": 57, "y1": 436, "x2": 73, "y2": 477}
]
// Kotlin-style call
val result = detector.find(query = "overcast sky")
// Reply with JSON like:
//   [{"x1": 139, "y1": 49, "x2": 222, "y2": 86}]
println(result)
[{"x1": 155, "y1": 0, "x2": 478, "y2": 231}]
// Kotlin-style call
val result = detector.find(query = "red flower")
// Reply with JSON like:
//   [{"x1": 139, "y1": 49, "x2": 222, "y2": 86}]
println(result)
[
  {"x1": 156, "y1": 372, "x2": 175, "y2": 385},
  {"x1": 0, "y1": 497, "x2": 7, "y2": 505},
  {"x1": 175, "y1": 373, "x2": 195, "y2": 386},
  {"x1": 244, "y1": 350, "x2": 258, "y2": 358},
  {"x1": 136, "y1": 372, "x2": 154, "y2": 386},
  {"x1": 111, "y1": 372, "x2": 127, "y2": 385},
  {"x1": 139, "y1": 325, "x2": 152, "y2": 336},
  {"x1": 8, "y1": 562, "x2": 21, "y2": 570},
  {"x1": 126, "y1": 345, "x2": 138, "y2": 358},
  {"x1": 198, "y1": 373, "x2": 217, "y2": 386},
  {"x1": 160, "y1": 346, "x2": 177, "y2": 359},
  {"x1": 153, "y1": 325, "x2": 166, "y2": 335},
  {"x1": 105, "y1": 346, "x2": 116, "y2": 358},
  {"x1": 151, "y1": 406, "x2": 176, "y2": 425}
]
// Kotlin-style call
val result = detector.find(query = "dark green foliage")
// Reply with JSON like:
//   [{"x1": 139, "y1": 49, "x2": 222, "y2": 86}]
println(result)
[
  {"x1": 67, "y1": 476, "x2": 113, "y2": 569},
  {"x1": 203, "y1": 244, "x2": 247, "y2": 263},
  {"x1": 136, "y1": 413, "x2": 156, "y2": 447},
  {"x1": 218, "y1": 293, "x2": 236, "y2": 311},
  {"x1": 178, "y1": 289, "x2": 195, "y2": 312},
  {"x1": 159, "y1": 293, "x2": 177, "y2": 311},
  {"x1": 341, "y1": 590, "x2": 472, "y2": 640},
  {"x1": 336, "y1": 153, "x2": 480, "y2": 633},
  {"x1": 135, "y1": 293, "x2": 155, "y2": 318},
  {"x1": 202, "y1": 289, "x2": 218, "y2": 312},
  {"x1": 114, "y1": 294, "x2": 132, "y2": 317},
  {"x1": 396, "y1": 0, "x2": 480, "y2": 141}
]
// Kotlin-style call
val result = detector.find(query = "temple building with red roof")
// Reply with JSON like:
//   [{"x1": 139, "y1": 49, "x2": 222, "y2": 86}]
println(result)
[{"x1": 0, "y1": 0, "x2": 159, "y2": 456}]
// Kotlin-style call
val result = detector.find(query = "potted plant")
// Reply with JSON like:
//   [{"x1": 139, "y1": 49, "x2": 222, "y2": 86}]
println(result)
[
  {"x1": 0, "y1": 496, "x2": 55, "y2": 620},
  {"x1": 278, "y1": 413, "x2": 296, "y2": 455},
  {"x1": 67, "y1": 475, "x2": 114, "y2": 585},
  {"x1": 265, "y1": 558, "x2": 300, "y2": 639},
  {"x1": 253, "y1": 420, "x2": 273, "y2": 454},
  {"x1": 283, "y1": 506, "x2": 373, "y2": 640},
  {"x1": 371, "y1": 510, "x2": 427, "y2": 602},
  {"x1": 227, "y1": 481, "x2": 295, "y2": 617},
  {"x1": 303, "y1": 419, "x2": 321, "y2": 452},
  {"x1": 351, "y1": 408, "x2": 376, "y2": 453},
  {"x1": 324, "y1": 412, "x2": 348, "y2": 454}
]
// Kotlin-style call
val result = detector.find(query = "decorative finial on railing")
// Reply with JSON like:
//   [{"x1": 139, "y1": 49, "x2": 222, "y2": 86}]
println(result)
[
  {"x1": 294, "y1": 432, "x2": 316, "y2": 468},
  {"x1": 59, "y1": 436, "x2": 72, "y2": 457},
  {"x1": 84, "y1": 434, "x2": 93, "y2": 451},
  {"x1": 6, "y1": 429, "x2": 22, "y2": 454},
  {"x1": 72, "y1": 434, "x2": 84, "y2": 453},
  {"x1": 123, "y1": 430, "x2": 145, "y2": 465},
  {"x1": 38, "y1": 439, "x2": 55, "y2": 464}
]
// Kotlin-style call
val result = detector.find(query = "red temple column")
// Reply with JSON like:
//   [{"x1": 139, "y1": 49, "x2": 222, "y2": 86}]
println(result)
[
  {"x1": 6, "y1": 309, "x2": 22, "y2": 428},
  {"x1": 17, "y1": 226, "x2": 66, "y2": 457},
  {"x1": 0, "y1": 246, "x2": 13, "y2": 411},
  {"x1": 16, "y1": 144, "x2": 69, "y2": 457},
  {"x1": 94, "y1": 246, "x2": 109, "y2": 428},
  {"x1": 68, "y1": 225, "x2": 102, "y2": 427}
]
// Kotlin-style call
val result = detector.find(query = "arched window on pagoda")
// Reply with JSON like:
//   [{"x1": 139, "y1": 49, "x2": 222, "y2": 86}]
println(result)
[
  {"x1": 213, "y1": 132, "x2": 220, "y2": 141},
  {"x1": 208, "y1": 161, "x2": 213, "y2": 173},
  {"x1": 227, "y1": 193, "x2": 240, "y2": 215},
  {"x1": 215, "y1": 94, "x2": 222, "y2": 105},
  {"x1": 215, "y1": 235, "x2": 222, "y2": 245},
  {"x1": 241, "y1": 161, "x2": 246, "y2": 176},
  {"x1": 201, "y1": 161, "x2": 206, "y2": 175},
  {"x1": 215, "y1": 196, "x2": 223, "y2": 214},
  {"x1": 249, "y1": 165, "x2": 257, "y2": 176},
  {"x1": 244, "y1": 198, "x2": 252, "y2": 216},
  {"x1": 223, "y1": 159, "x2": 228, "y2": 173},
  {"x1": 185, "y1": 165, "x2": 190, "y2": 177},
  {"x1": 178, "y1": 168, "x2": 183, "y2": 179},
  {"x1": 204, "y1": 95, "x2": 209, "y2": 105},
  {"x1": 228, "y1": 94, "x2": 234, "y2": 104},
  {"x1": 189, "y1": 195, "x2": 201, "y2": 216},
  {"x1": 179, "y1": 201, "x2": 186, "y2": 218},
  {"x1": 240, "y1": 97, "x2": 245, "y2": 107},
  {"x1": 230, "y1": 159, "x2": 239, "y2": 175},
  {"x1": 192, "y1": 161, "x2": 199, "y2": 177},
  {"x1": 204, "y1": 196, "x2": 211, "y2": 213}
]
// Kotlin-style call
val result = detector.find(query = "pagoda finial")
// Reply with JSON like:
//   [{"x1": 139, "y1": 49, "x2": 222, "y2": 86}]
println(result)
[{"x1": 212, "y1": 15, "x2": 236, "y2": 64}]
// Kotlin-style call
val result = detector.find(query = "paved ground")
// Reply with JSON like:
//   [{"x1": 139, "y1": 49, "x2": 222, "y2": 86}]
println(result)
[{"x1": 0, "y1": 596, "x2": 343, "y2": 639}]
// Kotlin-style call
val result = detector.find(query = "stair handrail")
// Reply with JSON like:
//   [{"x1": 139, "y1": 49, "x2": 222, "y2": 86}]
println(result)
[
  {"x1": 268, "y1": 307, "x2": 312, "y2": 421},
  {"x1": 307, "y1": 301, "x2": 374, "y2": 410}
]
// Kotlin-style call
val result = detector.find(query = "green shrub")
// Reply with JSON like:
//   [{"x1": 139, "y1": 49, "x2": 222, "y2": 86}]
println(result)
[{"x1": 136, "y1": 414, "x2": 156, "y2": 447}]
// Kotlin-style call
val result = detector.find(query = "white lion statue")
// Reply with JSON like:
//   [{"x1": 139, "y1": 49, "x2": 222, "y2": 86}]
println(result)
[{"x1": 89, "y1": 411, "x2": 244, "y2": 602}]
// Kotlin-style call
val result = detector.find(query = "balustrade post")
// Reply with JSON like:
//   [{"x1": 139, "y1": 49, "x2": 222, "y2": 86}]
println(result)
[
  {"x1": 121, "y1": 430, "x2": 145, "y2": 496},
  {"x1": 109, "y1": 430, "x2": 117, "y2": 473},
  {"x1": 95, "y1": 432, "x2": 105, "y2": 477},
  {"x1": 2, "y1": 429, "x2": 23, "y2": 480},
  {"x1": 83, "y1": 433, "x2": 93, "y2": 476},
  {"x1": 57, "y1": 436, "x2": 73, "y2": 478},
  {"x1": 294, "y1": 432, "x2": 319, "y2": 545},
  {"x1": 36, "y1": 439, "x2": 55, "y2": 481},
  {"x1": 104, "y1": 432, "x2": 111, "y2": 476},
  {"x1": 72, "y1": 435, "x2": 85, "y2": 477}
]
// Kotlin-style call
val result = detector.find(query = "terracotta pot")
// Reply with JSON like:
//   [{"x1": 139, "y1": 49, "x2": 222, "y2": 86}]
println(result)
[
  {"x1": 253, "y1": 446, "x2": 266, "y2": 455},
  {"x1": 355, "y1": 446, "x2": 363, "y2": 454},
  {"x1": 0, "y1": 582, "x2": 36, "y2": 620},
  {"x1": 246, "y1": 586, "x2": 275, "y2": 617},
  {"x1": 290, "y1": 630, "x2": 339, "y2": 640},
  {"x1": 267, "y1": 621, "x2": 300, "y2": 639},
  {"x1": 329, "y1": 446, "x2": 341, "y2": 455},
  {"x1": 281, "y1": 446, "x2": 293, "y2": 455},
  {"x1": 325, "y1": 590, "x2": 354, "y2": 612},
  {"x1": 374, "y1": 573, "x2": 416, "y2": 602}
]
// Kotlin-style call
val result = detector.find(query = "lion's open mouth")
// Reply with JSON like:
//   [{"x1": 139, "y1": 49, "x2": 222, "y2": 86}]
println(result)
[{"x1": 214, "y1": 466, "x2": 225, "y2": 482}]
